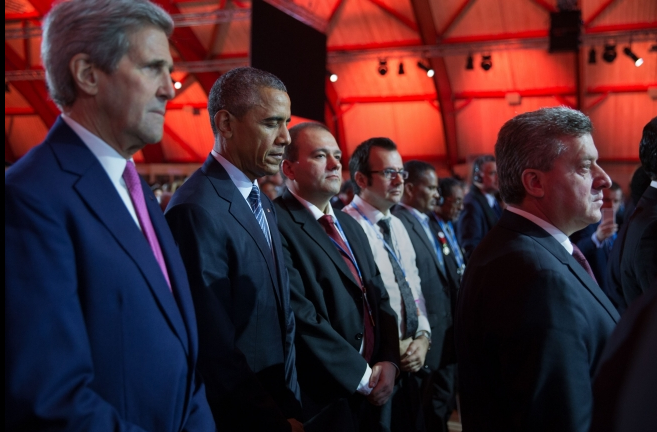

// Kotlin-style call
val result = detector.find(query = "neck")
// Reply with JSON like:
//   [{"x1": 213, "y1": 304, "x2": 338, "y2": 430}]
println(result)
[
  {"x1": 215, "y1": 141, "x2": 256, "y2": 182},
  {"x1": 288, "y1": 183, "x2": 330, "y2": 213},
  {"x1": 359, "y1": 191, "x2": 391, "y2": 215},
  {"x1": 66, "y1": 105, "x2": 135, "y2": 159}
]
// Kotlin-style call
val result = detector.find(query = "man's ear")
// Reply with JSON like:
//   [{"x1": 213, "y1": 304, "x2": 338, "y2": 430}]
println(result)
[
  {"x1": 69, "y1": 53, "x2": 99, "y2": 96},
  {"x1": 354, "y1": 171, "x2": 368, "y2": 191},
  {"x1": 404, "y1": 182, "x2": 415, "y2": 198},
  {"x1": 281, "y1": 159, "x2": 295, "y2": 181},
  {"x1": 521, "y1": 169, "x2": 545, "y2": 198},
  {"x1": 214, "y1": 110, "x2": 233, "y2": 139}
]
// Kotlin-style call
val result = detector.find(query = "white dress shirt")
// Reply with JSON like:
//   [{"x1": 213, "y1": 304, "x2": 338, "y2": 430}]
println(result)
[
  {"x1": 61, "y1": 114, "x2": 141, "y2": 229},
  {"x1": 288, "y1": 190, "x2": 375, "y2": 395},
  {"x1": 506, "y1": 205, "x2": 573, "y2": 254},
  {"x1": 343, "y1": 195, "x2": 431, "y2": 339}
]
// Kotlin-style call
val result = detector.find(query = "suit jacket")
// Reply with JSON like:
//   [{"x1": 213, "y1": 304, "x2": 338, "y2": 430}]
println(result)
[
  {"x1": 457, "y1": 185, "x2": 499, "y2": 259},
  {"x1": 456, "y1": 211, "x2": 620, "y2": 432},
  {"x1": 165, "y1": 155, "x2": 301, "y2": 431},
  {"x1": 570, "y1": 222, "x2": 612, "y2": 286},
  {"x1": 617, "y1": 186, "x2": 657, "y2": 307},
  {"x1": 392, "y1": 205, "x2": 452, "y2": 371},
  {"x1": 274, "y1": 190, "x2": 399, "y2": 427},
  {"x1": 5, "y1": 118, "x2": 215, "y2": 431},
  {"x1": 590, "y1": 286, "x2": 657, "y2": 432}
]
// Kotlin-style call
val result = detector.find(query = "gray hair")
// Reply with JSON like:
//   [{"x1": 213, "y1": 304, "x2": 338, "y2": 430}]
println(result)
[
  {"x1": 495, "y1": 106, "x2": 592, "y2": 204},
  {"x1": 207, "y1": 67, "x2": 287, "y2": 135},
  {"x1": 41, "y1": 0, "x2": 173, "y2": 107}
]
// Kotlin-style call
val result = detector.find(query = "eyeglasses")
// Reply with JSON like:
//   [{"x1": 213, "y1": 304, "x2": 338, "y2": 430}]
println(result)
[{"x1": 370, "y1": 169, "x2": 409, "y2": 180}]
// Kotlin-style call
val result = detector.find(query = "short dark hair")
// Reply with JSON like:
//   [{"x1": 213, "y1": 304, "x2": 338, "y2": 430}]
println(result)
[
  {"x1": 630, "y1": 165, "x2": 652, "y2": 205},
  {"x1": 349, "y1": 137, "x2": 398, "y2": 194},
  {"x1": 207, "y1": 67, "x2": 287, "y2": 135},
  {"x1": 284, "y1": 122, "x2": 331, "y2": 162},
  {"x1": 439, "y1": 177, "x2": 462, "y2": 199},
  {"x1": 471, "y1": 155, "x2": 495, "y2": 184},
  {"x1": 340, "y1": 179, "x2": 355, "y2": 194},
  {"x1": 639, "y1": 117, "x2": 657, "y2": 180},
  {"x1": 609, "y1": 181, "x2": 622, "y2": 192},
  {"x1": 495, "y1": 107, "x2": 592, "y2": 205},
  {"x1": 404, "y1": 160, "x2": 435, "y2": 185}
]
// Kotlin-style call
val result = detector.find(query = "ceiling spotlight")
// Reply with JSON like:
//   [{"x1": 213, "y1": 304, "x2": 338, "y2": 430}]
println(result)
[
  {"x1": 466, "y1": 53, "x2": 474, "y2": 70},
  {"x1": 650, "y1": 43, "x2": 657, "y2": 52},
  {"x1": 398, "y1": 62, "x2": 405, "y2": 75},
  {"x1": 417, "y1": 61, "x2": 434, "y2": 77},
  {"x1": 173, "y1": 81, "x2": 182, "y2": 90},
  {"x1": 481, "y1": 55, "x2": 492, "y2": 71},
  {"x1": 623, "y1": 47, "x2": 644, "y2": 67},
  {"x1": 602, "y1": 44, "x2": 617, "y2": 63},
  {"x1": 326, "y1": 70, "x2": 338, "y2": 82},
  {"x1": 588, "y1": 47, "x2": 596, "y2": 64},
  {"x1": 377, "y1": 59, "x2": 388, "y2": 76}
]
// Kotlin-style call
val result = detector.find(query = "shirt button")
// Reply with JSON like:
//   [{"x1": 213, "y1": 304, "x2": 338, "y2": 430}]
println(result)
[{"x1": 355, "y1": 333, "x2": 363, "y2": 340}]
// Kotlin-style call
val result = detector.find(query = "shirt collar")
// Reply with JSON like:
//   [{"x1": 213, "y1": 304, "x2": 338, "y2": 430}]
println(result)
[
  {"x1": 506, "y1": 205, "x2": 573, "y2": 254},
  {"x1": 651, "y1": 180, "x2": 657, "y2": 189},
  {"x1": 484, "y1": 192, "x2": 497, "y2": 208},
  {"x1": 211, "y1": 149, "x2": 257, "y2": 200},
  {"x1": 288, "y1": 189, "x2": 335, "y2": 221},
  {"x1": 398, "y1": 203, "x2": 428, "y2": 223},
  {"x1": 351, "y1": 194, "x2": 386, "y2": 223},
  {"x1": 61, "y1": 114, "x2": 129, "y2": 185}
]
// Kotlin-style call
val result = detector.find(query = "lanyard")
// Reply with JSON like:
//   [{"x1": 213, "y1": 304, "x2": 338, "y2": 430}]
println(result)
[
  {"x1": 350, "y1": 203, "x2": 407, "y2": 278},
  {"x1": 432, "y1": 213, "x2": 465, "y2": 269}
]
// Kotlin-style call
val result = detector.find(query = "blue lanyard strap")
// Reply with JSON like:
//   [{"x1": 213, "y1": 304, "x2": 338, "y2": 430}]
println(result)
[
  {"x1": 432, "y1": 213, "x2": 465, "y2": 268},
  {"x1": 350, "y1": 203, "x2": 407, "y2": 277}
]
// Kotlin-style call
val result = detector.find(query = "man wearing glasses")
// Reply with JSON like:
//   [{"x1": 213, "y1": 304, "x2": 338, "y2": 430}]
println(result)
[{"x1": 343, "y1": 138, "x2": 431, "y2": 431}]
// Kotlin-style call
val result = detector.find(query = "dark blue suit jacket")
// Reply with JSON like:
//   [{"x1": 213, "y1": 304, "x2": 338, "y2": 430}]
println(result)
[
  {"x1": 457, "y1": 186, "x2": 499, "y2": 260},
  {"x1": 5, "y1": 118, "x2": 215, "y2": 431},
  {"x1": 165, "y1": 155, "x2": 301, "y2": 431},
  {"x1": 456, "y1": 211, "x2": 619, "y2": 432}
]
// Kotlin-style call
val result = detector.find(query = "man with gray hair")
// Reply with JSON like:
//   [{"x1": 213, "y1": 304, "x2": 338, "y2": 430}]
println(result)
[
  {"x1": 6, "y1": 0, "x2": 215, "y2": 430},
  {"x1": 166, "y1": 67, "x2": 303, "y2": 431},
  {"x1": 455, "y1": 107, "x2": 620, "y2": 432}
]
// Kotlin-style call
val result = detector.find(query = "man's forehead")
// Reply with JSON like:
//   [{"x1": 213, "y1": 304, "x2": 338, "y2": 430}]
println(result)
[
  {"x1": 299, "y1": 128, "x2": 339, "y2": 152},
  {"x1": 369, "y1": 148, "x2": 402, "y2": 167}
]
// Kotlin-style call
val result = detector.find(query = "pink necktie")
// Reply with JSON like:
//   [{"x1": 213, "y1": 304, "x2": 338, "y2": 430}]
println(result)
[{"x1": 123, "y1": 161, "x2": 171, "y2": 291}]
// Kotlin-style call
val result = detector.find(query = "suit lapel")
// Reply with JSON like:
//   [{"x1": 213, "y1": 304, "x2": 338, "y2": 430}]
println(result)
[
  {"x1": 397, "y1": 207, "x2": 447, "y2": 279},
  {"x1": 202, "y1": 156, "x2": 282, "y2": 308},
  {"x1": 283, "y1": 191, "x2": 361, "y2": 289},
  {"x1": 49, "y1": 119, "x2": 190, "y2": 354},
  {"x1": 502, "y1": 211, "x2": 620, "y2": 323}
]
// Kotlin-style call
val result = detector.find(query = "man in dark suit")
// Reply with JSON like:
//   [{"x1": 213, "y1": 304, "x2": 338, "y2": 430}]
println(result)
[
  {"x1": 392, "y1": 161, "x2": 455, "y2": 432},
  {"x1": 165, "y1": 67, "x2": 303, "y2": 432},
  {"x1": 456, "y1": 107, "x2": 620, "y2": 432},
  {"x1": 457, "y1": 154, "x2": 500, "y2": 259},
  {"x1": 610, "y1": 117, "x2": 657, "y2": 310},
  {"x1": 275, "y1": 122, "x2": 399, "y2": 431},
  {"x1": 5, "y1": 1, "x2": 215, "y2": 430}
]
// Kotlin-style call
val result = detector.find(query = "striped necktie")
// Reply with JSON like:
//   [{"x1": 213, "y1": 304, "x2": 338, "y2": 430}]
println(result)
[{"x1": 247, "y1": 184, "x2": 271, "y2": 248}]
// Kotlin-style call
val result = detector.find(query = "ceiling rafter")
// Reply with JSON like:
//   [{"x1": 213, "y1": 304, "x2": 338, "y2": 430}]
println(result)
[
  {"x1": 5, "y1": 43, "x2": 59, "y2": 128},
  {"x1": 585, "y1": 0, "x2": 618, "y2": 27},
  {"x1": 528, "y1": 0, "x2": 557, "y2": 13},
  {"x1": 163, "y1": 124, "x2": 204, "y2": 162},
  {"x1": 410, "y1": 0, "x2": 459, "y2": 168},
  {"x1": 368, "y1": 0, "x2": 418, "y2": 33},
  {"x1": 438, "y1": 0, "x2": 476, "y2": 37}
]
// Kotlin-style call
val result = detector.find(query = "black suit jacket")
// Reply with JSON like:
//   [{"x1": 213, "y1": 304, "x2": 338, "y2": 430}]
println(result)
[
  {"x1": 165, "y1": 155, "x2": 301, "y2": 431},
  {"x1": 5, "y1": 118, "x2": 215, "y2": 431},
  {"x1": 274, "y1": 190, "x2": 399, "y2": 425},
  {"x1": 617, "y1": 186, "x2": 657, "y2": 307},
  {"x1": 392, "y1": 205, "x2": 452, "y2": 371},
  {"x1": 456, "y1": 211, "x2": 619, "y2": 432},
  {"x1": 457, "y1": 185, "x2": 499, "y2": 259}
]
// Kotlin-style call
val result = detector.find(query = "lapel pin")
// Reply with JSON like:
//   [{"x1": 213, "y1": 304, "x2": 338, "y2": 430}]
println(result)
[{"x1": 267, "y1": 208, "x2": 271, "y2": 212}]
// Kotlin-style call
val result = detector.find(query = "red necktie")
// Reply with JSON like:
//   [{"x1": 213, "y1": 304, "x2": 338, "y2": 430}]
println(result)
[
  {"x1": 318, "y1": 215, "x2": 374, "y2": 362},
  {"x1": 572, "y1": 244, "x2": 597, "y2": 284},
  {"x1": 123, "y1": 161, "x2": 171, "y2": 291}
]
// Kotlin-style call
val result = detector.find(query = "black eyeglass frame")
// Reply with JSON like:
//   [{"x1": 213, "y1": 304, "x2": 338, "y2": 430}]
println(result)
[{"x1": 369, "y1": 169, "x2": 409, "y2": 180}]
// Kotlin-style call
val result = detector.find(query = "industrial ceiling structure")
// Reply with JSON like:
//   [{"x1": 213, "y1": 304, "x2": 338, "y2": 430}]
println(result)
[{"x1": 5, "y1": 0, "x2": 657, "y2": 184}]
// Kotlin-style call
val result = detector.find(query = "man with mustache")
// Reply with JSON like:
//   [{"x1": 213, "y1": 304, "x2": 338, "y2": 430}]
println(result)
[
  {"x1": 165, "y1": 67, "x2": 303, "y2": 431},
  {"x1": 5, "y1": 0, "x2": 215, "y2": 430},
  {"x1": 456, "y1": 107, "x2": 620, "y2": 432},
  {"x1": 343, "y1": 138, "x2": 431, "y2": 432}
]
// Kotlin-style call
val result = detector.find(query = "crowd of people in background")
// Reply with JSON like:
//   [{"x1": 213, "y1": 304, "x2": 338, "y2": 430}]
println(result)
[{"x1": 5, "y1": 1, "x2": 656, "y2": 432}]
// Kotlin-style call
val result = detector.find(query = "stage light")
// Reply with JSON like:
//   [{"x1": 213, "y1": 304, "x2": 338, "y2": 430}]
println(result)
[
  {"x1": 623, "y1": 47, "x2": 643, "y2": 67},
  {"x1": 481, "y1": 55, "x2": 492, "y2": 71},
  {"x1": 417, "y1": 61, "x2": 434, "y2": 77},
  {"x1": 466, "y1": 53, "x2": 474, "y2": 70},
  {"x1": 602, "y1": 44, "x2": 617, "y2": 63},
  {"x1": 377, "y1": 59, "x2": 388, "y2": 76},
  {"x1": 326, "y1": 70, "x2": 338, "y2": 82},
  {"x1": 398, "y1": 62, "x2": 405, "y2": 75},
  {"x1": 588, "y1": 48, "x2": 596, "y2": 64},
  {"x1": 173, "y1": 81, "x2": 182, "y2": 90}
]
